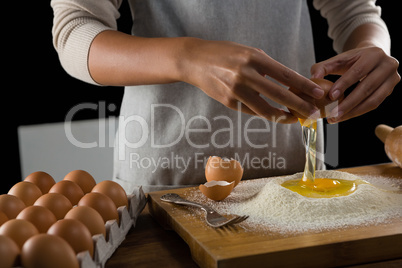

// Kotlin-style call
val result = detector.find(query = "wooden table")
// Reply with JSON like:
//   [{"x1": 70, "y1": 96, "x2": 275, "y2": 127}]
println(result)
[{"x1": 105, "y1": 163, "x2": 402, "y2": 268}]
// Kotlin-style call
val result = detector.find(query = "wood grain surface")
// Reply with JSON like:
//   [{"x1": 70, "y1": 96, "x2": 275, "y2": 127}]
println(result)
[{"x1": 147, "y1": 163, "x2": 402, "y2": 268}]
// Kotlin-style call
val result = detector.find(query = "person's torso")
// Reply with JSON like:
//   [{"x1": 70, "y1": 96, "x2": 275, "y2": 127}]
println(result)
[{"x1": 113, "y1": 0, "x2": 324, "y2": 193}]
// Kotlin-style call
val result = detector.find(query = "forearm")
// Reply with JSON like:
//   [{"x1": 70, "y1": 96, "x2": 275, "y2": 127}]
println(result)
[
  {"x1": 342, "y1": 23, "x2": 390, "y2": 54},
  {"x1": 88, "y1": 30, "x2": 190, "y2": 86}
]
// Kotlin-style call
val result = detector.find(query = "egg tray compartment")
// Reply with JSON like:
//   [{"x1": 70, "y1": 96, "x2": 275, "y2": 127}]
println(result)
[
  {"x1": 30, "y1": 186, "x2": 147, "y2": 268},
  {"x1": 75, "y1": 186, "x2": 147, "y2": 268},
  {"x1": 77, "y1": 186, "x2": 147, "y2": 268}
]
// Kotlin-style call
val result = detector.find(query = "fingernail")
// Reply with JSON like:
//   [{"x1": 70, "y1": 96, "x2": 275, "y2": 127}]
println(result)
[
  {"x1": 327, "y1": 118, "x2": 336, "y2": 124},
  {"x1": 313, "y1": 87, "x2": 325, "y2": 98},
  {"x1": 328, "y1": 111, "x2": 343, "y2": 123},
  {"x1": 331, "y1": 90, "x2": 340, "y2": 100}
]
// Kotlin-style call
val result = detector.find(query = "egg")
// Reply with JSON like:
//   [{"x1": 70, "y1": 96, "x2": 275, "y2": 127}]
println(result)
[
  {"x1": 92, "y1": 180, "x2": 128, "y2": 208},
  {"x1": 8, "y1": 181, "x2": 42, "y2": 206},
  {"x1": 47, "y1": 218, "x2": 94, "y2": 257},
  {"x1": 49, "y1": 180, "x2": 84, "y2": 206},
  {"x1": 0, "y1": 219, "x2": 39, "y2": 249},
  {"x1": 199, "y1": 180, "x2": 235, "y2": 201},
  {"x1": 24, "y1": 171, "x2": 56, "y2": 194},
  {"x1": 289, "y1": 78, "x2": 344, "y2": 121},
  {"x1": 0, "y1": 211, "x2": 8, "y2": 226},
  {"x1": 63, "y1": 170, "x2": 96, "y2": 194},
  {"x1": 78, "y1": 192, "x2": 119, "y2": 224},
  {"x1": 21, "y1": 234, "x2": 79, "y2": 268},
  {"x1": 17, "y1": 206, "x2": 57, "y2": 233},
  {"x1": 34, "y1": 193, "x2": 73, "y2": 220},
  {"x1": 64, "y1": 205, "x2": 106, "y2": 237},
  {"x1": 0, "y1": 235, "x2": 20, "y2": 268},
  {"x1": 205, "y1": 156, "x2": 243, "y2": 187},
  {"x1": 0, "y1": 194, "x2": 26, "y2": 219}
]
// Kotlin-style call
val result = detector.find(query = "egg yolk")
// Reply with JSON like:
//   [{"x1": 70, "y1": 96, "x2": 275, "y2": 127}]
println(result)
[{"x1": 281, "y1": 178, "x2": 360, "y2": 198}]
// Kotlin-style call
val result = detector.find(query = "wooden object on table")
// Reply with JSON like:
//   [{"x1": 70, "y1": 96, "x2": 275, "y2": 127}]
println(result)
[
  {"x1": 375, "y1": 124, "x2": 402, "y2": 168},
  {"x1": 147, "y1": 164, "x2": 402, "y2": 268}
]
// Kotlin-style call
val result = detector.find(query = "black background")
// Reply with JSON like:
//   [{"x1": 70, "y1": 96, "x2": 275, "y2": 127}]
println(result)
[{"x1": 2, "y1": 1, "x2": 401, "y2": 193}]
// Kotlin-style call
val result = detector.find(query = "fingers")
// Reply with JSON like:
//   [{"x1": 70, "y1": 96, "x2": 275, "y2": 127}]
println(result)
[
  {"x1": 327, "y1": 67, "x2": 386, "y2": 121},
  {"x1": 244, "y1": 52, "x2": 323, "y2": 118},
  {"x1": 257, "y1": 53, "x2": 325, "y2": 99},
  {"x1": 223, "y1": 85, "x2": 298, "y2": 124},
  {"x1": 310, "y1": 48, "x2": 360, "y2": 79},
  {"x1": 312, "y1": 48, "x2": 397, "y2": 99},
  {"x1": 219, "y1": 56, "x2": 318, "y2": 121},
  {"x1": 225, "y1": 99, "x2": 298, "y2": 124},
  {"x1": 312, "y1": 47, "x2": 400, "y2": 123},
  {"x1": 251, "y1": 72, "x2": 319, "y2": 118},
  {"x1": 330, "y1": 50, "x2": 385, "y2": 101},
  {"x1": 329, "y1": 77, "x2": 397, "y2": 123},
  {"x1": 238, "y1": 92, "x2": 299, "y2": 124},
  {"x1": 189, "y1": 40, "x2": 321, "y2": 123}
]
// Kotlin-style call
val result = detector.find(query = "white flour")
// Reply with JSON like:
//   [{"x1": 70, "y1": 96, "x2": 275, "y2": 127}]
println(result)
[{"x1": 186, "y1": 170, "x2": 402, "y2": 233}]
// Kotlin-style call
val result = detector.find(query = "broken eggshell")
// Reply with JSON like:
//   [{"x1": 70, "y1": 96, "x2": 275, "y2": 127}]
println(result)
[
  {"x1": 199, "y1": 180, "x2": 235, "y2": 201},
  {"x1": 205, "y1": 156, "x2": 243, "y2": 187},
  {"x1": 288, "y1": 78, "x2": 344, "y2": 121}
]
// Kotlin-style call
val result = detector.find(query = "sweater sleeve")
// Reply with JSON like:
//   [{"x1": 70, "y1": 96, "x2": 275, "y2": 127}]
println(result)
[
  {"x1": 313, "y1": 0, "x2": 389, "y2": 54},
  {"x1": 51, "y1": 0, "x2": 123, "y2": 85}
]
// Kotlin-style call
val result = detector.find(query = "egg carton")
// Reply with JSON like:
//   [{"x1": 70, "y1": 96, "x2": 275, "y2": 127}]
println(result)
[
  {"x1": 76, "y1": 186, "x2": 147, "y2": 268},
  {"x1": 13, "y1": 187, "x2": 146, "y2": 268}
]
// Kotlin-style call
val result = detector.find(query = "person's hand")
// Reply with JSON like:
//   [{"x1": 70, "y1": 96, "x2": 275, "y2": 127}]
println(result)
[
  {"x1": 179, "y1": 38, "x2": 324, "y2": 123},
  {"x1": 311, "y1": 47, "x2": 400, "y2": 123}
]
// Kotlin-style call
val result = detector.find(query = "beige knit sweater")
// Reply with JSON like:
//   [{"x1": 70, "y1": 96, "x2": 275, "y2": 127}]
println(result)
[{"x1": 51, "y1": 0, "x2": 388, "y2": 86}]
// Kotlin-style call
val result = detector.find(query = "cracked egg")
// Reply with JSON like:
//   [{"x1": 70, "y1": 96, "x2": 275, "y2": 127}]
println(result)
[{"x1": 289, "y1": 78, "x2": 344, "y2": 124}]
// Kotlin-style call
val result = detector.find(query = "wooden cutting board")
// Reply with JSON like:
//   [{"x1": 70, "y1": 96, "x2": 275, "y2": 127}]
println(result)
[{"x1": 148, "y1": 164, "x2": 402, "y2": 268}]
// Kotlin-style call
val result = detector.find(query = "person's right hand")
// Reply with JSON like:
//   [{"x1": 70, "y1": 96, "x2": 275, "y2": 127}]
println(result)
[{"x1": 178, "y1": 38, "x2": 324, "y2": 123}]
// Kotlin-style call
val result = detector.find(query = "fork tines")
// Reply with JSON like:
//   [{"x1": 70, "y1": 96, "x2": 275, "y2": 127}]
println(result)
[{"x1": 231, "y1": 215, "x2": 249, "y2": 225}]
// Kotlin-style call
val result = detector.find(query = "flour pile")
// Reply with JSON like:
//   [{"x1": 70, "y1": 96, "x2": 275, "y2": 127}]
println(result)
[{"x1": 187, "y1": 171, "x2": 402, "y2": 233}]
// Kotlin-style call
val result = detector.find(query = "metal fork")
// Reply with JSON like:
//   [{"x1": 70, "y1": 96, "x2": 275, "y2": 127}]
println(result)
[{"x1": 160, "y1": 193, "x2": 248, "y2": 228}]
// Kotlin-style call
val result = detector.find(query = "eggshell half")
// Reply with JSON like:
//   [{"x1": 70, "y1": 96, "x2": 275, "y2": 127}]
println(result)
[
  {"x1": 289, "y1": 78, "x2": 344, "y2": 120},
  {"x1": 205, "y1": 156, "x2": 243, "y2": 187},
  {"x1": 199, "y1": 181, "x2": 234, "y2": 201}
]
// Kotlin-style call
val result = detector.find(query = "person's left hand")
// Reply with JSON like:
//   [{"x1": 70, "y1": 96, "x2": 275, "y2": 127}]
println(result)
[{"x1": 310, "y1": 47, "x2": 400, "y2": 123}]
